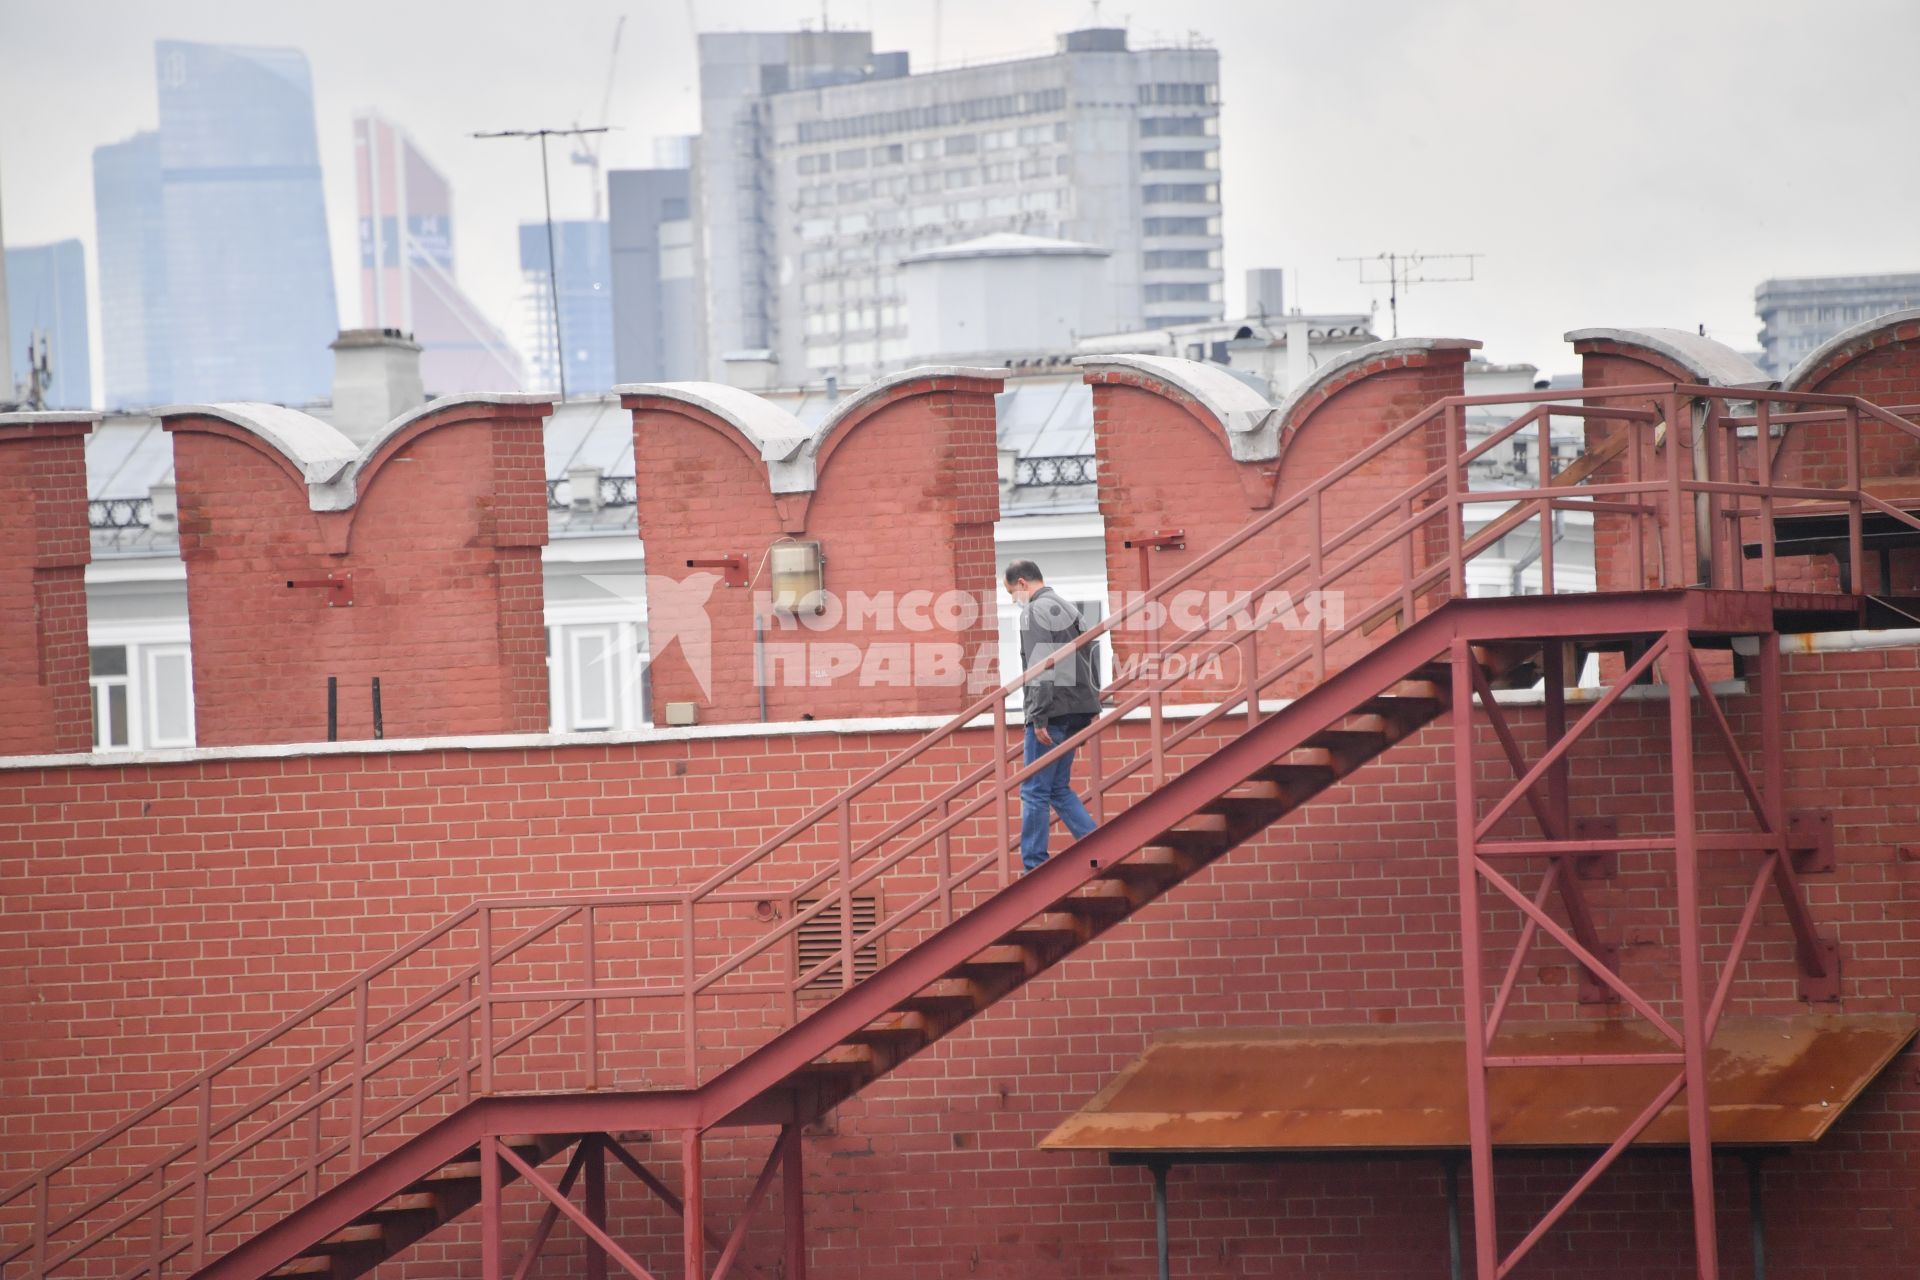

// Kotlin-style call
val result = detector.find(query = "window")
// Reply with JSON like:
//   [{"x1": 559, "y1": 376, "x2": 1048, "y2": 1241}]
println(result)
[
  {"x1": 1145, "y1": 249, "x2": 1215, "y2": 269},
  {"x1": 1146, "y1": 282, "x2": 1215, "y2": 302},
  {"x1": 89, "y1": 641, "x2": 195, "y2": 750},
  {"x1": 835, "y1": 147, "x2": 867, "y2": 170},
  {"x1": 1143, "y1": 150, "x2": 1207, "y2": 170},
  {"x1": 1142, "y1": 183, "x2": 1219, "y2": 204},
  {"x1": 943, "y1": 133, "x2": 977, "y2": 156},
  {"x1": 90, "y1": 646, "x2": 130, "y2": 750},
  {"x1": 547, "y1": 620, "x2": 647, "y2": 731},
  {"x1": 1145, "y1": 216, "x2": 1212, "y2": 235},
  {"x1": 1138, "y1": 82, "x2": 1218, "y2": 106},
  {"x1": 1140, "y1": 116, "x2": 1208, "y2": 137}
]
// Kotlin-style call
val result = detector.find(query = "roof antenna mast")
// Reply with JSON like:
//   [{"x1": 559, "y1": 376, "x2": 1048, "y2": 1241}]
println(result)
[{"x1": 1337, "y1": 251, "x2": 1481, "y2": 339}]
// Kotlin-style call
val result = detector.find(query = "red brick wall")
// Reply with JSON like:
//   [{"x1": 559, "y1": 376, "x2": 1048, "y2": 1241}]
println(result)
[
  {"x1": 1090, "y1": 349, "x2": 1471, "y2": 702},
  {"x1": 0, "y1": 418, "x2": 93, "y2": 755},
  {"x1": 3, "y1": 645, "x2": 1915, "y2": 1277},
  {"x1": 1773, "y1": 316, "x2": 1920, "y2": 594},
  {"x1": 163, "y1": 401, "x2": 550, "y2": 746},
  {"x1": 627, "y1": 372, "x2": 1002, "y2": 724}
]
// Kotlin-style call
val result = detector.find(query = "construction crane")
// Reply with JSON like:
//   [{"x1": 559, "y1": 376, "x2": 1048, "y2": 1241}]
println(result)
[{"x1": 571, "y1": 14, "x2": 626, "y2": 220}]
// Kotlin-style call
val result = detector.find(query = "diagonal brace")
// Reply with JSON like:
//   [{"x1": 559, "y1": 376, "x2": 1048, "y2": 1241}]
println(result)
[
  {"x1": 512, "y1": 1139, "x2": 590, "y2": 1280},
  {"x1": 603, "y1": 1135, "x2": 770, "y2": 1278},
  {"x1": 497, "y1": 1142, "x2": 659, "y2": 1280},
  {"x1": 1470, "y1": 664, "x2": 1617, "y2": 1002}
]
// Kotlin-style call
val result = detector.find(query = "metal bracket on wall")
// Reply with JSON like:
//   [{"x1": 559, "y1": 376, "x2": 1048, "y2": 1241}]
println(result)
[
  {"x1": 687, "y1": 555, "x2": 750, "y2": 589},
  {"x1": 1122, "y1": 529, "x2": 1186, "y2": 591},
  {"x1": 286, "y1": 571, "x2": 353, "y2": 607},
  {"x1": 1787, "y1": 810, "x2": 1836, "y2": 874}
]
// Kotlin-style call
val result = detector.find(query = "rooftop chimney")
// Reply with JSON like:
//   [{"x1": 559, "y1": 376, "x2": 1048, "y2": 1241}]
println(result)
[{"x1": 329, "y1": 328, "x2": 425, "y2": 445}]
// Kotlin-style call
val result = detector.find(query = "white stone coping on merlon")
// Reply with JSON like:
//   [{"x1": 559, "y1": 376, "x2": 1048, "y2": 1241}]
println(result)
[
  {"x1": 1564, "y1": 327, "x2": 1774, "y2": 389},
  {"x1": 1783, "y1": 307, "x2": 1920, "y2": 391},
  {"x1": 618, "y1": 365, "x2": 1006, "y2": 494},
  {"x1": 156, "y1": 395, "x2": 557, "y2": 512},
  {"x1": 1072, "y1": 353, "x2": 1279, "y2": 462},
  {"x1": 0, "y1": 411, "x2": 106, "y2": 427},
  {"x1": 1270, "y1": 336, "x2": 1482, "y2": 442}
]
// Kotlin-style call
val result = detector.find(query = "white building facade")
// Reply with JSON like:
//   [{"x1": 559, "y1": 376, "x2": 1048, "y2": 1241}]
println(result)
[{"x1": 695, "y1": 27, "x2": 1223, "y2": 387}]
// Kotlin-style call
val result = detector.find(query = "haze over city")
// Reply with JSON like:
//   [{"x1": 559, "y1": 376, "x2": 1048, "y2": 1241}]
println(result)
[{"x1": 4, "y1": 0, "x2": 1918, "y2": 403}]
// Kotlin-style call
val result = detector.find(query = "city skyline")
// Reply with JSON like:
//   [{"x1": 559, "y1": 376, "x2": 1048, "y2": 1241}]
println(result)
[{"x1": 3, "y1": 0, "x2": 1919, "y2": 405}]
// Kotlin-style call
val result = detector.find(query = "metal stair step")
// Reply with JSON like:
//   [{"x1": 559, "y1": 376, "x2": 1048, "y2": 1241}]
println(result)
[
  {"x1": 1095, "y1": 846, "x2": 1192, "y2": 885},
  {"x1": 312, "y1": 1225, "x2": 385, "y2": 1252},
  {"x1": 1354, "y1": 694, "x2": 1442, "y2": 722},
  {"x1": 999, "y1": 912, "x2": 1083, "y2": 949},
  {"x1": 842, "y1": 1015, "x2": 933, "y2": 1050},
  {"x1": 948, "y1": 944, "x2": 1033, "y2": 979},
  {"x1": 422, "y1": 1162, "x2": 482, "y2": 1184},
  {"x1": 367, "y1": 1193, "x2": 439, "y2": 1217},
  {"x1": 270, "y1": 1258, "x2": 334, "y2": 1277},
  {"x1": 892, "y1": 978, "x2": 984, "y2": 1016},
  {"x1": 1304, "y1": 728, "x2": 1390, "y2": 758},
  {"x1": 1057, "y1": 879, "x2": 1135, "y2": 918}
]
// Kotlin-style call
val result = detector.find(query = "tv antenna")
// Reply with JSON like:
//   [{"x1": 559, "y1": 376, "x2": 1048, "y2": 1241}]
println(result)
[
  {"x1": 472, "y1": 125, "x2": 610, "y2": 400},
  {"x1": 1336, "y1": 251, "x2": 1480, "y2": 338}
]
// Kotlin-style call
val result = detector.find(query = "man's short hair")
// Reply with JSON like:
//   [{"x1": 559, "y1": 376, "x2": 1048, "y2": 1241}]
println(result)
[{"x1": 1003, "y1": 559, "x2": 1043, "y2": 586}]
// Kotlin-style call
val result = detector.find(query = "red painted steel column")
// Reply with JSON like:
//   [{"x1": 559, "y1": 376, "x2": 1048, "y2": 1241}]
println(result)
[
  {"x1": 1451, "y1": 637, "x2": 1498, "y2": 1279},
  {"x1": 1667, "y1": 628, "x2": 1721, "y2": 1279},
  {"x1": 683, "y1": 1128, "x2": 705, "y2": 1280},
  {"x1": 585, "y1": 1135, "x2": 608, "y2": 1280},
  {"x1": 783, "y1": 1124, "x2": 808, "y2": 1280},
  {"x1": 481, "y1": 1134, "x2": 503, "y2": 1280}
]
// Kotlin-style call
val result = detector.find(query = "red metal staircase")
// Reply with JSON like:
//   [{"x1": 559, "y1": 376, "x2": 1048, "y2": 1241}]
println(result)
[{"x1": 5, "y1": 383, "x2": 1916, "y2": 1280}]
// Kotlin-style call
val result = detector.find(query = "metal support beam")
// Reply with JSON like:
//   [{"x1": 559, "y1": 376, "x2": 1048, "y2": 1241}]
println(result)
[
  {"x1": 1151, "y1": 1162, "x2": 1170, "y2": 1280},
  {"x1": 784, "y1": 1124, "x2": 808, "y2": 1280},
  {"x1": 585, "y1": 1134, "x2": 608, "y2": 1280},
  {"x1": 683, "y1": 1129, "x2": 705, "y2": 1280},
  {"x1": 1666, "y1": 627, "x2": 1721, "y2": 1278}
]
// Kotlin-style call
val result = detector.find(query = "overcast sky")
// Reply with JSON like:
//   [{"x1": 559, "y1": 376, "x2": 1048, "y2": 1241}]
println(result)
[{"x1": 3, "y1": 0, "x2": 1917, "y2": 400}]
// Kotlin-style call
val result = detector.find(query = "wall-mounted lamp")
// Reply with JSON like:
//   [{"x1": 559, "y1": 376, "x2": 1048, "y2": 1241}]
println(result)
[{"x1": 769, "y1": 540, "x2": 826, "y2": 615}]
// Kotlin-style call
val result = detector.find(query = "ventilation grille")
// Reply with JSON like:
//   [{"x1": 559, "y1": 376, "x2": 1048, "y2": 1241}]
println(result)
[{"x1": 794, "y1": 893, "x2": 882, "y2": 994}]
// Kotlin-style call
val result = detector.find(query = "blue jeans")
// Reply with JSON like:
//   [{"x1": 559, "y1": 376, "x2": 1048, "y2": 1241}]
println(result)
[{"x1": 1020, "y1": 712, "x2": 1097, "y2": 872}]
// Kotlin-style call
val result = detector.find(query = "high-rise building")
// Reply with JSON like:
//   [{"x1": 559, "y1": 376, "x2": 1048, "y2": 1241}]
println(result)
[
  {"x1": 0, "y1": 166, "x2": 12, "y2": 399},
  {"x1": 93, "y1": 41, "x2": 338, "y2": 408},
  {"x1": 608, "y1": 168, "x2": 698, "y2": 384},
  {"x1": 693, "y1": 26, "x2": 1224, "y2": 385},
  {"x1": 519, "y1": 221, "x2": 615, "y2": 396},
  {"x1": 92, "y1": 132, "x2": 172, "y2": 408},
  {"x1": 353, "y1": 113, "x2": 524, "y2": 394},
  {"x1": 1755, "y1": 271, "x2": 1920, "y2": 379},
  {"x1": 3, "y1": 240, "x2": 92, "y2": 409}
]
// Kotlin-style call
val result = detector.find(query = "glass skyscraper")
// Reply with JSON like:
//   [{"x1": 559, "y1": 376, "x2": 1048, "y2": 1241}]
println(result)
[
  {"x1": 93, "y1": 41, "x2": 339, "y2": 408},
  {"x1": 93, "y1": 132, "x2": 170, "y2": 408},
  {"x1": 519, "y1": 221, "x2": 615, "y2": 396},
  {"x1": 3, "y1": 240, "x2": 92, "y2": 409}
]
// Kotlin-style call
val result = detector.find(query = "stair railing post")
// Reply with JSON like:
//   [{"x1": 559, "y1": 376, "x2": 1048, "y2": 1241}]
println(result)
[
  {"x1": 682, "y1": 893, "x2": 699, "y2": 1087},
  {"x1": 1444, "y1": 403, "x2": 1466, "y2": 599},
  {"x1": 1845, "y1": 404, "x2": 1864, "y2": 590},
  {"x1": 584, "y1": 904, "x2": 599, "y2": 1091},
  {"x1": 838, "y1": 800, "x2": 855, "y2": 993},
  {"x1": 938, "y1": 796, "x2": 954, "y2": 926},
  {"x1": 1756, "y1": 399, "x2": 1776, "y2": 591},
  {"x1": 1310, "y1": 487, "x2": 1327, "y2": 681},
  {"x1": 307, "y1": 1065, "x2": 324, "y2": 1195},
  {"x1": 1088, "y1": 728, "x2": 1106, "y2": 826},
  {"x1": 1629, "y1": 401, "x2": 1648, "y2": 587},
  {"x1": 994, "y1": 698, "x2": 1012, "y2": 887},
  {"x1": 460, "y1": 976, "x2": 475, "y2": 1104},
  {"x1": 479, "y1": 907, "x2": 495, "y2": 1095},
  {"x1": 192, "y1": 1077, "x2": 211, "y2": 1271},
  {"x1": 1663, "y1": 392, "x2": 1687, "y2": 587},
  {"x1": 351, "y1": 976, "x2": 368, "y2": 1169},
  {"x1": 32, "y1": 1173, "x2": 47, "y2": 1280},
  {"x1": 1241, "y1": 629, "x2": 1260, "y2": 729}
]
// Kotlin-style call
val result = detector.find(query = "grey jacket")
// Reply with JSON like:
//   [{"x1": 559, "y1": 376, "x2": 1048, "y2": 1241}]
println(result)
[{"x1": 1018, "y1": 586, "x2": 1102, "y2": 725}]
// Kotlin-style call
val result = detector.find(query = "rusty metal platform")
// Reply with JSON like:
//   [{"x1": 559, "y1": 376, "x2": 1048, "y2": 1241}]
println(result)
[{"x1": 1042, "y1": 1014, "x2": 1918, "y2": 1155}]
